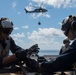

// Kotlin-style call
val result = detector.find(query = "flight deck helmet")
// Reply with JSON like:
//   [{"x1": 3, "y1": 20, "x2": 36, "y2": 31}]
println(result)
[
  {"x1": 0, "y1": 17, "x2": 13, "y2": 35},
  {"x1": 61, "y1": 15, "x2": 76, "y2": 36}
]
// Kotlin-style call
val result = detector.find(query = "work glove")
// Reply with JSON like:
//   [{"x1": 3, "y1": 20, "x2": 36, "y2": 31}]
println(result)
[
  {"x1": 15, "y1": 49, "x2": 28, "y2": 61},
  {"x1": 15, "y1": 44, "x2": 39, "y2": 61},
  {"x1": 27, "y1": 44, "x2": 39, "y2": 57},
  {"x1": 25, "y1": 58, "x2": 48, "y2": 73}
]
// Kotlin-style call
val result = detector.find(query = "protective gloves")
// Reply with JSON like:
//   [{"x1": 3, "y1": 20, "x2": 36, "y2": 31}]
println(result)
[
  {"x1": 27, "y1": 44, "x2": 39, "y2": 57},
  {"x1": 15, "y1": 49, "x2": 27, "y2": 61},
  {"x1": 15, "y1": 44, "x2": 39, "y2": 61}
]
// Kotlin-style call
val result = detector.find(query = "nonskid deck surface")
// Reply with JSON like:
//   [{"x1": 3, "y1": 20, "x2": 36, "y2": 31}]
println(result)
[
  {"x1": 0, "y1": 73, "x2": 24, "y2": 75},
  {"x1": 0, "y1": 72, "x2": 73, "y2": 75},
  {"x1": 0, "y1": 55, "x2": 75, "y2": 75}
]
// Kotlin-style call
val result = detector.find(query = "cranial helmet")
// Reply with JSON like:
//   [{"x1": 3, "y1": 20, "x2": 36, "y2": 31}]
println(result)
[
  {"x1": 61, "y1": 15, "x2": 76, "y2": 36},
  {"x1": 0, "y1": 17, "x2": 13, "y2": 34},
  {"x1": 61, "y1": 15, "x2": 76, "y2": 31}
]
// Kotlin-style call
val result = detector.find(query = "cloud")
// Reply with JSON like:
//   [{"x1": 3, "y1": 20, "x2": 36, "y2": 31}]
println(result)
[
  {"x1": 11, "y1": 28, "x2": 66, "y2": 50},
  {"x1": 31, "y1": 13, "x2": 42, "y2": 19},
  {"x1": 32, "y1": 0, "x2": 76, "y2": 8},
  {"x1": 28, "y1": 28, "x2": 64, "y2": 39},
  {"x1": 11, "y1": 1, "x2": 17, "y2": 8},
  {"x1": 25, "y1": 2, "x2": 50, "y2": 18},
  {"x1": 12, "y1": 37, "x2": 27, "y2": 48},
  {"x1": 42, "y1": 13, "x2": 51, "y2": 18},
  {"x1": 14, "y1": 27, "x2": 19, "y2": 30},
  {"x1": 27, "y1": 28, "x2": 66, "y2": 50},
  {"x1": 63, "y1": 0, "x2": 76, "y2": 8},
  {"x1": 18, "y1": 12, "x2": 21, "y2": 15},
  {"x1": 11, "y1": 33, "x2": 29, "y2": 49},
  {"x1": 22, "y1": 25, "x2": 29, "y2": 29},
  {"x1": 25, "y1": 2, "x2": 33, "y2": 11},
  {"x1": 31, "y1": 13, "x2": 50, "y2": 19},
  {"x1": 11, "y1": 32, "x2": 25, "y2": 38}
]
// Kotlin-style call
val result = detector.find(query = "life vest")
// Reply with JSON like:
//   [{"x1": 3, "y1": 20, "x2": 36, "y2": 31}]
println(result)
[{"x1": 0, "y1": 37, "x2": 10, "y2": 57}]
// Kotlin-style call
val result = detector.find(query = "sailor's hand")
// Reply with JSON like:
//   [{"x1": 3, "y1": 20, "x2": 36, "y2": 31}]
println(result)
[
  {"x1": 15, "y1": 44, "x2": 39, "y2": 61},
  {"x1": 15, "y1": 49, "x2": 28, "y2": 61}
]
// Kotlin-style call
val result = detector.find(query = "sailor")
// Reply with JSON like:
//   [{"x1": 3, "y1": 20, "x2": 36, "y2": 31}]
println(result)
[
  {"x1": 0, "y1": 17, "x2": 39, "y2": 68},
  {"x1": 59, "y1": 38, "x2": 70, "y2": 54},
  {"x1": 26, "y1": 15, "x2": 76, "y2": 73}
]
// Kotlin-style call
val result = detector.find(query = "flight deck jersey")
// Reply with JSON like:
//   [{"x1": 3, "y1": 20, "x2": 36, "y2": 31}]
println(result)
[
  {"x1": 0, "y1": 36, "x2": 22, "y2": 57},
  {"x1": 0, "y1": 38, "x2": 10, "y2": 57}
]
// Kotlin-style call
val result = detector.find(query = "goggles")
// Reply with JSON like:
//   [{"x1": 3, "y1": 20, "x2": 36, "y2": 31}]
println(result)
[{"x1": 2, "y1": 28, "x2": 13, "y2": 35}]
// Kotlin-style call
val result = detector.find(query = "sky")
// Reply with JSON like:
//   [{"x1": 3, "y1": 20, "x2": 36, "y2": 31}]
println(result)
[{"x1": 0, "y1": 0, "x2": 76, "y2": 51}]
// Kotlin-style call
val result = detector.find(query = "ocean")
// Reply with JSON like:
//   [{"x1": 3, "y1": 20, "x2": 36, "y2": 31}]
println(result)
[
  {"x1": 9, "y1": 50, "x2": 59, "y2": 56},
  {"x1": 38, "y1": 50, "x2": 59, "y2": 56}
]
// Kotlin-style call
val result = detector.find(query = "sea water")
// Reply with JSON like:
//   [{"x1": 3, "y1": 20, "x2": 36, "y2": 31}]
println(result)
[
  {"x1": 9, "y1": 50, "x2": 59, "y2": 56},
  {"x1": 38, "y1": 50, "x2": 59, "y2": 56}
]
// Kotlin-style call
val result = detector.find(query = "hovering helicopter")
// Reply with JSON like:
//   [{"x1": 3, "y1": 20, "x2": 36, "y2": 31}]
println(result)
[
  {"x1": 24, "y1": 3, "x2": 51, "y2": 25},
  {"x1": 24, "y1": 7, "x2": 47, "y2": 13},
  {"x1": 24, "y1": 7, "x2": 48, "y2": 13}
]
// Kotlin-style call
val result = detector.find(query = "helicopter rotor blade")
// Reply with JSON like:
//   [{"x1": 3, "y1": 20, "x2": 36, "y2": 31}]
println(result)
[
  {"x1": 29, "y1": 5, "x2": 39, "y2": 8},
  {"x1": 40, "y1": 2, "x2": 43, "y2": 7},
  {"x1": 38, "y1": 2, "x2": 44, "y2": 8}
]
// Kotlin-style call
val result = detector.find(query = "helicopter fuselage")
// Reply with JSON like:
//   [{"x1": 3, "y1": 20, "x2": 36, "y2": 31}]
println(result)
[
  {"x1": 34, "y1": 8, "x2": 47, "y2": 12},
  {"x1": 25, "y1": 8, "x2": 47, "y2": 13}
]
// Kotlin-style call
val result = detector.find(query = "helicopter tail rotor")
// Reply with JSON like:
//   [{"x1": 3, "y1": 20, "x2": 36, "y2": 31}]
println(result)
[{"x1": 24, "y1": 8, "x2": 28, "y2": 13}]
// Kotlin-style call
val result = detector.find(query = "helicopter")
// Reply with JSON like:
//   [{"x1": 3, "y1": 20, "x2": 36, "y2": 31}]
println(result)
[
  {"x1": 24, "y1": 7, "x2": 47, "y2": 13},
  {"x1": 24, "y1": 3, "x2": 50, "y2": 25},
  {"x1": 24, "y1": 2, "x2": 48, "y2": 14}
]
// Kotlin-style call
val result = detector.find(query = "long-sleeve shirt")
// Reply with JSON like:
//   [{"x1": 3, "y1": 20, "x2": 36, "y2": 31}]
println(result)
[{"x1": 40, "y1": 40, "x2": 76, "y2": 73}]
